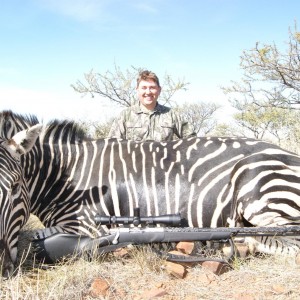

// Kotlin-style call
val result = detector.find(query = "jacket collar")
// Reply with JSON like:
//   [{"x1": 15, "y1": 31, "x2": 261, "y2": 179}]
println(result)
[{"x1": 134, "y1": 102, "x2": 164, "y2": 114}]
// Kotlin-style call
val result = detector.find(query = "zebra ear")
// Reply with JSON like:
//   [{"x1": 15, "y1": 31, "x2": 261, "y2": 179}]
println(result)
[{"x1": 3, "y1": 124, "x2": 43, "y2": 158}]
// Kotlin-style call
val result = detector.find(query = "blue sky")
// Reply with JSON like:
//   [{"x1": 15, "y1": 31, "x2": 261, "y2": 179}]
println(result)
[{"x1": 0, "y1": 0, "x2": 299, "y2": 123}]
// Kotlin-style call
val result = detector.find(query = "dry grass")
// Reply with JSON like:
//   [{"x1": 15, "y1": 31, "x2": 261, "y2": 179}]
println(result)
[{"x1": 1, "y1": 215, "x2": 300, "y2": 300}]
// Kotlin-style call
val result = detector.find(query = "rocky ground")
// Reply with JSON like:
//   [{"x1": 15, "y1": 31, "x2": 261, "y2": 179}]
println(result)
[{"x1": 1, "y1": 215, "x2": 299, "y2": 300}]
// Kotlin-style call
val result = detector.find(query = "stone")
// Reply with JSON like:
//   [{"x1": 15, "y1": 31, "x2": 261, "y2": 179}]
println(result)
[
  {"x1": 142, "y1": 288, "x2": 168, "y2": 299},
  {"x1": 165, "y1": 261, "x2": 187, "y2": 278},
  {"x1": 89, "y1": 277, "x2": 110, "y2": 298},
  {"x1": 201, "y1": 261, "x2": 231, "y2": 275},
  {"x1": 176, "y1": 241, "x2": 195, "y2": 254}
]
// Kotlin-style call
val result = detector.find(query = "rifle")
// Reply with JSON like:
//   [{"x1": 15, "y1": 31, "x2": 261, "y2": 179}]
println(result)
[{"x1": 32, "y1": 208, "x2": 300, "y2": 265}]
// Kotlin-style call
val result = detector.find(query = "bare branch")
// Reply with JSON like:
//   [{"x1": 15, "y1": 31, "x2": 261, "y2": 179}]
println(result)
[{"x1": 72, "y1": 64, "x2": 190, "y2": 108}]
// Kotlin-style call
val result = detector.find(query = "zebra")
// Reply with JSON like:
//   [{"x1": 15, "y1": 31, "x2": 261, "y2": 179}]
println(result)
[
  {"x1": 1, "y1": 110, "x2": 300, "y2": 258},
  {"x1": 0, "y1": 123, "x2": 42, "y2": 278}
]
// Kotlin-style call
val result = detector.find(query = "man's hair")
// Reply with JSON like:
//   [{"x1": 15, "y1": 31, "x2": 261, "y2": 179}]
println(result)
[{"x1": 137, "y1": 70, "x2": 160, "y2": 88}]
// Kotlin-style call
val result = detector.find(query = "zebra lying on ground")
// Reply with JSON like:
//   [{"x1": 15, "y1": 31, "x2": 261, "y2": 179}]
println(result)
[
  {"x1": 0, "y1": 123, "x2": 42, "y2": 277},
  {"x1": 1, "y1": 110, "x2": 300, "y2": 261}
]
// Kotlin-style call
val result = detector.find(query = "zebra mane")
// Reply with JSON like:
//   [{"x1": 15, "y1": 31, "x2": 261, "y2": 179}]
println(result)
[
  {"x1": 0, "y1": 110, "x2": 89, "y2": 142},
  {"x1": 0, "y1": 110, "x2": 39, "y2": 126},
  {"x1": 45, "y1": 119, "x2": 90, "y2": 142}
]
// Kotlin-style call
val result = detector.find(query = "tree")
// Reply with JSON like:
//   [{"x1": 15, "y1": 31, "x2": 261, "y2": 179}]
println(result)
[
  {"x1": 72, "y1": 64, "x2": 222, "y2": 138},
  {"x1": 223, "y1": 22, "x2": 300, "y2": 110},
  {"x1": 271, "y1": 109, "x2": 300, "y2": 153},
  {"x1": 175, "y1": 102, "x2": 220, "y2": 136},
  {"x1": 209, "y1": 123, "x2": 241, "y2": 137},
  {"x1": 71, "y1": 64, "x2": 189, "y2": 108},
  {"x1": 231, "y1": 103, "x2": 282, "y2": 140},
  {"x1": 220, "y1": 22, "x2": 300, "y2": 151},
  {"x1": 93, "y1": 118, "x2": 114, "y2": 139}
]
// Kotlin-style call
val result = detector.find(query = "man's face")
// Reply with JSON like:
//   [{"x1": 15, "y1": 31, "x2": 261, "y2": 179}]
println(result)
[{"x1": 137, "y1": 79, "x2": 161, "y2": 110}]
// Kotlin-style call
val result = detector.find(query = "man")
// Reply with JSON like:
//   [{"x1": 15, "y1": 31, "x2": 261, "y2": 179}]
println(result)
[{"x1": 108, "y1": 70, "x2": 195, "y2": 141}]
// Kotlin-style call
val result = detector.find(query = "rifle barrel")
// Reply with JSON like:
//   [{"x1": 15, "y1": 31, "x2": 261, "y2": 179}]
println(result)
[{"x1": 109, "y1": 226, "x2": 300, "y2": 244}]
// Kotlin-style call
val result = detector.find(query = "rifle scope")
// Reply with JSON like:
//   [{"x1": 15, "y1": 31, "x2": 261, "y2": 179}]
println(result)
[{"x1": 94, "y1": 207, "x2": 182, "y2": 227}]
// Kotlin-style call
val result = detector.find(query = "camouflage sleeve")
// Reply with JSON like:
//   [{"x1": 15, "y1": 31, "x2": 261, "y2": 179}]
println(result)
[
  {"x1": 108, "y1": 111, "x2": 127, "y2": 139},
  {"x1": 173, "y1": 112, "x2": 196, "y2": 139},
  {"x1": 181, "y1": 120, "x2": 196, "y2": 138}
]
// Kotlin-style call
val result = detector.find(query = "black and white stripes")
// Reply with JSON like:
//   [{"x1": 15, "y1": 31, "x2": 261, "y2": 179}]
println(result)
[
  {"x1": 1, "y1": 110, "x2": 300, "y2": 257},
  {"x1": 0, "y1": 123, "x2": 41, "y2": 277}
]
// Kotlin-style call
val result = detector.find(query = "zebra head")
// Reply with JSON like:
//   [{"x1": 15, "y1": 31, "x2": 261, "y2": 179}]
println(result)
[
  {"x1": 0, "y1": 110, "x2": 39, "y2": 139},
  {"x1": 0, "y1": 124, "x2": 42, "y2": 278}
]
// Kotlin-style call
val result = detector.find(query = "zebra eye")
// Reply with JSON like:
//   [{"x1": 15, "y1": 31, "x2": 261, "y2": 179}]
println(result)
[{"x1": 11, "y1": 182, "x2": 21, "y2": 197}]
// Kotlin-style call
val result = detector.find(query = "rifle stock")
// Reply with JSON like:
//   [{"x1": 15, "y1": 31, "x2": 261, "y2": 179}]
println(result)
[{"x1": 33, "y1": 225, "x2": 300, "y2": 264}]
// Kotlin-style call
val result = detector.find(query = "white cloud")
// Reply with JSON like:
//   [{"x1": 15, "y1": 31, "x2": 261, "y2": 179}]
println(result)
[
  {"x1": 134, "y1": 2, "x2": 158, "y2": 14},
  {"x1": 35, "y1": 0, "x2": 110, "y2": 22}
]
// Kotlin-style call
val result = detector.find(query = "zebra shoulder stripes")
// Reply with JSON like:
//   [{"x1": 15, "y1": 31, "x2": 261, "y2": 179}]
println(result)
[
  {"x1": 0, "y1": 124, "x2": 42, "y2": 278},
  {"x1": 1, "y1": 110, "x2": 300, "y2": 257}
]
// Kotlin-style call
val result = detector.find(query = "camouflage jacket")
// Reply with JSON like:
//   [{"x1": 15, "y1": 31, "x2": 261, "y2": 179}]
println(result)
[{"x1": 108, "y1": 102, "x2": 196, "y2": 141}]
